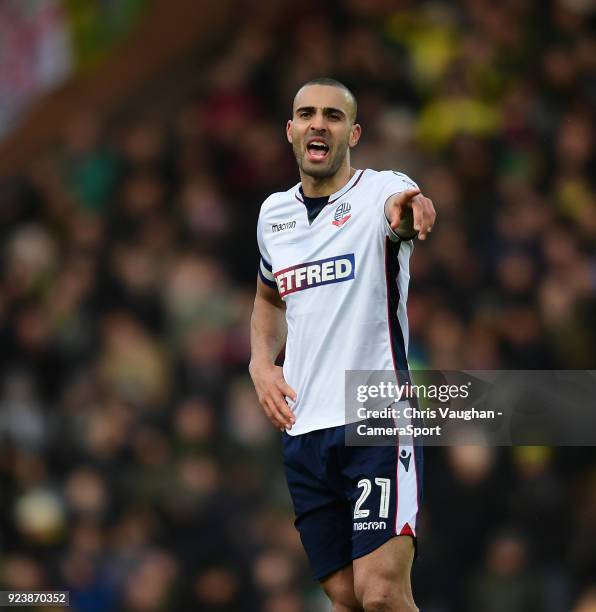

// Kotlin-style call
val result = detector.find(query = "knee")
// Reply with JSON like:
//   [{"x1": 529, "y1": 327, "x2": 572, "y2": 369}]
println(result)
[
  {"x1": 329, "y1": 589, "x2": 362, "y2": 612},
  {"x1": 332, "y1": 604, "x2": 362, "y2": 612},
  {"x1": 363, "y1": 597, "x2": 418, "y2": 612},
  {"x1": 326, "y1": 579, "x2": 362, "y2": 612},
  {"x1": 329, "y1": 590, "x2": 362, "y2": 612},
  {"x1": 361, "y1": 585, "x2": 418, "y2": 612}
]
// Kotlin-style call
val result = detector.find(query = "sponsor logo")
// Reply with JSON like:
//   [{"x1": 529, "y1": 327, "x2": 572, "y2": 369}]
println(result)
[
  {"x1": 354, "y1": 521, "x2": 387, "y2": 531},
  {"x1": 332, "y1": 202, "x2": 351, "y2": 226},
  {"x1": 399, "y1": 449, "x2": 411, "y2": 471},
  {"x1": 272, "y1": 220, "x2": 296, "y2": 232},
  {"x1": 274, "y1": 253, "x2": 355, "y2": 298}
]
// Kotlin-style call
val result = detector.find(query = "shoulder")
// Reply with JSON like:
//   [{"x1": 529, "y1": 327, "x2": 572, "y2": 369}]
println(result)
[
  {"x1": 258, "y1": 182, "x2": 300, "y2": 217},
  {"x1": 367, "y1": 169, "x2": 419, "y2": 190}
]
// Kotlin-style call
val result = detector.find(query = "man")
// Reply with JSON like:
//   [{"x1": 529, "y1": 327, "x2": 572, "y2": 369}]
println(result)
[{"x1": 249, "y1": 77, "x2": 435, "y2": 612}]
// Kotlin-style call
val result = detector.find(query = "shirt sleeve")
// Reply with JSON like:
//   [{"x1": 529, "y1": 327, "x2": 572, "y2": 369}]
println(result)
[
  {"x1": 380, "y1": 171, "x2": 419, "y2": 242},
  {"x1": 257, "y1": 214, "x2": 277, "y2": 289}
]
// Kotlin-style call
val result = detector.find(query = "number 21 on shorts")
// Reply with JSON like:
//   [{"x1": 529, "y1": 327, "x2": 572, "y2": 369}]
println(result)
[{"x1": 354, "y1": 478, "x2": 391, "y2": 519}]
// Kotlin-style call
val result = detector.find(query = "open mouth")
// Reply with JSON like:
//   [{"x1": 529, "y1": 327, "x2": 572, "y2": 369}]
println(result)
[{"x1": 306, "y1": 139, "x2": 330, "y2": 161}]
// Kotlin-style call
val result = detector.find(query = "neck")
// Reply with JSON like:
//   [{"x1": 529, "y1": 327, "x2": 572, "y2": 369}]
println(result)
[{"x1": 299, "y1": 163, "x2": 355, "y2": 198}]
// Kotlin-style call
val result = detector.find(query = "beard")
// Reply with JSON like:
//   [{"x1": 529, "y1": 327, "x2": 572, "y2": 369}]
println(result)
[{"x1": 292, "y1": 139, "x2": 349, "y2": 179}]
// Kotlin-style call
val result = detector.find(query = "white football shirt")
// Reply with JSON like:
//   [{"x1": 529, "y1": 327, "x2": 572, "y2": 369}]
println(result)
[{"x1": 257, "y1": 169, "x2": 417, "y2": 435}]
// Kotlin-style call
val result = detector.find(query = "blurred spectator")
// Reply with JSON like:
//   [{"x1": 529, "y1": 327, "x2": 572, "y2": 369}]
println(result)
[{"x1": 467, "y1": 530, "x2": 542, "y2": 612}]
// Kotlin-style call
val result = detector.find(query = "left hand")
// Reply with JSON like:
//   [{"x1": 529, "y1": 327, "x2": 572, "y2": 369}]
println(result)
[{"x1": 385, "y1": 189, "x2": 436, "y2": 240}]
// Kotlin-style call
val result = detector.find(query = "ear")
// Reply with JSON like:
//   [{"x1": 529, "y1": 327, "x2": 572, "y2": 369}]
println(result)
[
  {"x1": 349, "y1": 123, "x2": 361, "y2": 148},
  {"x1": 286, "y1": 120, "x2": 293, "y2": 144}
]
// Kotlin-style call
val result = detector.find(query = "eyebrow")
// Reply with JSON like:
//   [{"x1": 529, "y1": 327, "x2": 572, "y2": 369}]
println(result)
[{"x1": 294, "y1": 106, "x2": 347, "y2": 118}]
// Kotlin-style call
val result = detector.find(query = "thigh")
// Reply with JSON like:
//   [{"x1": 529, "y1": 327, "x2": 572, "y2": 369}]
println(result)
[
  {"x1": 282, "y1": 431, "x2": 353, "y2": 581},
  {"x1": 341, "y1": 439, "x2": 422, "y2": 561},
  {"x1": 294, "y1": 500, "x2": 354, "y2": 581},
  {"x1": 352, "y1": 536, "x2": 416, "y2": 602}
]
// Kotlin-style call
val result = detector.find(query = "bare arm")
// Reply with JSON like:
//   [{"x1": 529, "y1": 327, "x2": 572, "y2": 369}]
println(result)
[
  {"x1": 249, "y1": 277, "x2": 297, "y2": 431},
  {"x1": 250, "y1": 278, "x2": 287, "y2": 367}
]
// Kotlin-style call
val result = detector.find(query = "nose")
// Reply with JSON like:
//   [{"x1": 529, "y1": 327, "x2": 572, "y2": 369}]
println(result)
[{"x1": 309, "y1": 111, "x2": 326, "y2": 132}]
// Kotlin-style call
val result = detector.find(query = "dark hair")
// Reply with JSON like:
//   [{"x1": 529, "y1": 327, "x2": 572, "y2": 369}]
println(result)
[{"x1": 298, "y1": 77, "x2": 357, "y2": 122}]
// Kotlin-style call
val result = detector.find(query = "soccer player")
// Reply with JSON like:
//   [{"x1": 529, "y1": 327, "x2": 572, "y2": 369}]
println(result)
[{"x1": 249, "y1": 78, "x2": 436, "y2": 612}]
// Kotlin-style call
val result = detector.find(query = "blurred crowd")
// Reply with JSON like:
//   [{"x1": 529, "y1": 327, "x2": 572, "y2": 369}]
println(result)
[{"x1": 1, "y1": 0, "x2": 595, "y2": 610}]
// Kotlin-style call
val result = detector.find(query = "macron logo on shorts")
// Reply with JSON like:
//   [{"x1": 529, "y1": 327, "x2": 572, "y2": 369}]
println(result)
[
  {"x1": 354, "y1": 521, "x2": 387, "y2": 531},
  {"x1": 275, "y1": 253, "x2": 355, "y2": 297}
]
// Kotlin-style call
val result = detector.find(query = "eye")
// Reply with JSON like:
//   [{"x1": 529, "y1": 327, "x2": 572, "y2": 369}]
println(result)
[{"x1": 299, "y1": 111, "x2": 311, "y2": 118}]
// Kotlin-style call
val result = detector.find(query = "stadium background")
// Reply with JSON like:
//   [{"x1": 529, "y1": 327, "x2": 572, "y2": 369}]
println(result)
[{"x1": 0, "y1": 0, "x2": 595, "y2": 610}]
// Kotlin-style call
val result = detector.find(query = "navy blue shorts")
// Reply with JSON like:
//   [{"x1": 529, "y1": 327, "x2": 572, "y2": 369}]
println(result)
[{"x1": 282, "y1": 424, "x2": 423, "y2": 581}]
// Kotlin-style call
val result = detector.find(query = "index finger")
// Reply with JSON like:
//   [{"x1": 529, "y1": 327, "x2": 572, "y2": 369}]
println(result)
[
  {"x1": 270, "y1": 387, "x2": 296, "y2": 425},
  {"x1": 392, "y1": 188, "x2": 420, "y2": 206},
  {"x1": 279, "y1": 381, "x2": 297, "y2": 402}
]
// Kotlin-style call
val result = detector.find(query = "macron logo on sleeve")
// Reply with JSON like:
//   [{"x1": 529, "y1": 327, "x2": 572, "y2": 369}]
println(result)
[{"x1": 274, "y1": 254, "x2": 355, "y2": 297}]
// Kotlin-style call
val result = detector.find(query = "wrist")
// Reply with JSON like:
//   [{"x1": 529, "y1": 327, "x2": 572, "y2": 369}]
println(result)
[{"x1": 249, "y1": 358, "x2": 275, "y2": 377}]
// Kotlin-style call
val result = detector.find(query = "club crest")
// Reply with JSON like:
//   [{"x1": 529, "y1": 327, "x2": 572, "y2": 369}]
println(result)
[{"x1": 332, "y1": 202, "x2": 352, "y2": 227}]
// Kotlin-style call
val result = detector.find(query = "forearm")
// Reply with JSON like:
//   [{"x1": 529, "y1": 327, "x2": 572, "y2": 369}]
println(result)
[
  {"x1": 249, "y1": 293, "x2": 287, "y2": 372},
  {"x1": 248, "y1": 289, "x2": 296, "y2": 431}
]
